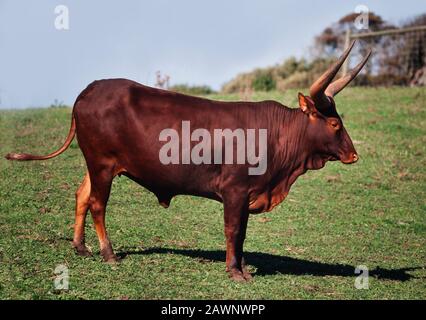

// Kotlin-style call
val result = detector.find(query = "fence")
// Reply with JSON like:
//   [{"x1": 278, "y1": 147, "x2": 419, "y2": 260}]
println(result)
[{"x1": 342, "y1": 25, "x2": 426, "y2": 86}]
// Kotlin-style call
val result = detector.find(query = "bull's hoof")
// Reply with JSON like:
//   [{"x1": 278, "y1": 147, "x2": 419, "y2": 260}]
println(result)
[
  {"x1": 104, "y1": 255, "x2": 120, "y2": 264},
  {"x1": 228, "y1": 269, "x2": 248, "y2": 282},
  {"x1": 242, "y1": 269, "x2": 253, "y2": 281},
  {"x1": 240, "y1": 257, "x2": 253, "y2": 281},
  {"x1": 101, "y1": 250, "x2": 119, "y2": 264},
  {"x1": 73, "y1": 243, "x2": 92, "y2": 257}
]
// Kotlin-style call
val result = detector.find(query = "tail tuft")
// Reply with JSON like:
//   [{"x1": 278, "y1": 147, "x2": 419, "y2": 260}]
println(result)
[{"x1": 5, "y1": 153, "x2": 31, "y2": 161}]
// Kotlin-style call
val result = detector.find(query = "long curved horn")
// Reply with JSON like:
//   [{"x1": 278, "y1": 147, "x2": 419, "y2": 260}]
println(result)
[
  {"x1": 325, "y1": 50, "x2": 372, "y2": 97},
  {"x1": 310, "y1": 40, "x2": 355, "y2": 110}
]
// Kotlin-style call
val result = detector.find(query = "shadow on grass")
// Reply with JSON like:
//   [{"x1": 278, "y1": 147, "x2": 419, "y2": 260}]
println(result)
[{"x1": 117, "y1": 247, "x2": 422, "y2": 282}]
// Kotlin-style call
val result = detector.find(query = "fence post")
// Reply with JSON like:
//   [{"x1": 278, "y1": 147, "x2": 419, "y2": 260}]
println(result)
[{"x1": 342, "y1": 28, "x2": 351, "y2": 76}]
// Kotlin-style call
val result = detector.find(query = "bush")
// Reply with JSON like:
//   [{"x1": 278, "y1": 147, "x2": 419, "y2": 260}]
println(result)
[
  {"x1": 49, "y1": 99, "x2": 68, "y2": 108},
  {"x1": 221, "y1": 73, "x2": 254, "y2": 94},
  {"x1": 276, "y1": 71, "x2": 310, "y2": 91},
  {"x1": 169, "y1": 84, "x2": 215, "y2": 95},
  {"x1": 276, "y1": 57, "x2": 306, "y2": 78},
  {"x1": 221, "y1": 57, "x2": 332, "y2": 93},
  {"x1": 252, "y1": 72, "x2": 276, "y2": 91}
]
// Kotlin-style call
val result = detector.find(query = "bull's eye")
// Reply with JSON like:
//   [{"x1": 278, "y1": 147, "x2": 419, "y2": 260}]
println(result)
[{"x1": 329, "y1": 119, "x2": 340, "y2": 130}]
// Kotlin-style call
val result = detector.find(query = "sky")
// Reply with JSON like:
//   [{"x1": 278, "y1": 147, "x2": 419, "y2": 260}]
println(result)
[{"x1": 0, "y1": 0, "x2": 424, "y2": 108}]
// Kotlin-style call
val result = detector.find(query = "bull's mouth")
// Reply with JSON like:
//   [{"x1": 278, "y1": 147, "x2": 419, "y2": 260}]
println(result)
[
  {"x1": 327, "y1": 153, "x2": 358, "y2": 164},
  {"x1": 309, "y1": 154, "x2": 349, "y2": 169},
  {"x1": 340, "y1": 152, "x2": 359, "y2": 164}
]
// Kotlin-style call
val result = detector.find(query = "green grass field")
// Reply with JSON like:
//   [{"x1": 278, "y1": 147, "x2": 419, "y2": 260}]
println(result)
[{"x1": 0, "y1": 87, "x2": 425, "y2": 299}]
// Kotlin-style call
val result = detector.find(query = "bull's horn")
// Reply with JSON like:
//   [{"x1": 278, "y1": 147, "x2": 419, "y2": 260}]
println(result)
[
  {"x1": 309, "y1": 40, "x2": 355, "y2": 111},
  {"x1": 325, "y1": 50, "x2": 372, "y2": 97}
]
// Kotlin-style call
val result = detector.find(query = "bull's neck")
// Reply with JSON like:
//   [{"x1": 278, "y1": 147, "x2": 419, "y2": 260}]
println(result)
[
  {"x1": 274, "y1": 108, "x2": 310, "y2": 171},
  {"x1": 270, "y1": 108, "x2": 324, "y2": 192}
]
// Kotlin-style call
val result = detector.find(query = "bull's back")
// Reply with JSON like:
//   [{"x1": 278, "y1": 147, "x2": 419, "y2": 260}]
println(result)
[{"x1": 73, "y1": 79, "x2": 278, "y2": 197}]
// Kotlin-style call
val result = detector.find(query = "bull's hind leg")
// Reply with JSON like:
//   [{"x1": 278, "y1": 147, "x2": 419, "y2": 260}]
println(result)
[
  {"x1": 72, "y1": 172, "x2": 92, "y2": 256},
  {"x1": 88, "y1": 167, "x2": 118, "y2": 263}
]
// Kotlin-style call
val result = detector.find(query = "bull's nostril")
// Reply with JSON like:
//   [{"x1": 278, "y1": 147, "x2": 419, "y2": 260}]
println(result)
[{"x1": 353, "y1": 153, "x2": 358, "y2": 162}]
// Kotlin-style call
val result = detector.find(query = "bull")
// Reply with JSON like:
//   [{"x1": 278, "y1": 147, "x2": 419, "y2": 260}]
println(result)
[{"x1": 5, "y1": 41, "x2": 370, "y2": 281}]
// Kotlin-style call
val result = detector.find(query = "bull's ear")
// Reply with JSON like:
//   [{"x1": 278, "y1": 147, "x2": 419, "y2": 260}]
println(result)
[{"x1": 298, "y1": 92, "x2": 317, "y2": 115}]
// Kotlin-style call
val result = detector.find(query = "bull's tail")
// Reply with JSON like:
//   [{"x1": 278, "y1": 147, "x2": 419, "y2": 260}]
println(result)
[{"x1": 5, "y1": 113, "x2": 76, "y2": 161}]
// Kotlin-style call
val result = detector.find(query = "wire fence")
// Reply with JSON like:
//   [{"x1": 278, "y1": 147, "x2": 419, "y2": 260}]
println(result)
[{"x1": 343, "y1": 25, "x2": 426, "y2": 86}]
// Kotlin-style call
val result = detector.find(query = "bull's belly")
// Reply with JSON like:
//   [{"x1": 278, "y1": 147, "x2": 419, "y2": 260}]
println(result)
[{"x1": 120, "y1": 168, "x2": 222, "y2": 208}]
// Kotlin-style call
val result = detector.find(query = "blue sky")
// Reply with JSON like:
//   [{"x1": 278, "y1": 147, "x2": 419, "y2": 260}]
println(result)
[{"x1": 0, "y1": 0, "x2": 424, "y2": 108}]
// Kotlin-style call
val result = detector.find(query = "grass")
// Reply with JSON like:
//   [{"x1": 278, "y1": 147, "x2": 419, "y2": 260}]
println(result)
[{"x1": 0, "y1": 87, "x2": 425, "y2": 299}]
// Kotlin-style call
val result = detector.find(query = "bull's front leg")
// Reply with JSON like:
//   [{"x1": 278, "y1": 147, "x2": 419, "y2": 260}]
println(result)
[{"x1": 223, "y1": 193, "x2": 251, "y2": 281}]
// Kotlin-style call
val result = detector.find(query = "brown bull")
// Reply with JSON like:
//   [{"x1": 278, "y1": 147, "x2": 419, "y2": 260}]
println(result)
[{"x1": 6, "y1": 41, "x2": 370, "y2": 281}]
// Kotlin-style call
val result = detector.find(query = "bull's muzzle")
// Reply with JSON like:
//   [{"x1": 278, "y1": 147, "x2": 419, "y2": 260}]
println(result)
[{"x1": 341, "y1": 152, "x2": 358, "y2": 164}]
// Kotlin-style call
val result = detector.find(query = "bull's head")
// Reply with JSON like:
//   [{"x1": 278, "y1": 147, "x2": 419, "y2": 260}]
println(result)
[{"x1": 298, "y1": 40, "x2": 371, "y2": 166}]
